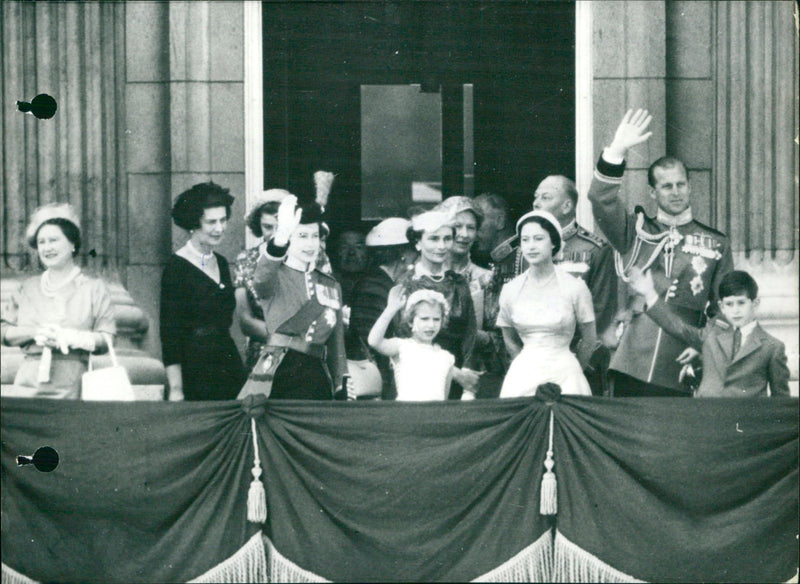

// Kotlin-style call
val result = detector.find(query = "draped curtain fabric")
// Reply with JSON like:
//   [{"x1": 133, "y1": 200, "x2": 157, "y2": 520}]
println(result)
[
  {"x1": 2, "y1": 397, "x2": 797, "y2": 583},
  {"x1": 0, "y1": 2, "x2": 127, "y2": 276}
]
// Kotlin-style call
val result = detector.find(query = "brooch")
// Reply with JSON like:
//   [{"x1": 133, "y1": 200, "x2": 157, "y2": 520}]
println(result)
[
  {"x1": 690, "y1": 275, "x2": 705, "y2": 296},
  {"x1": 691, "y1": 255, "x2": 707, "y2": 276}
]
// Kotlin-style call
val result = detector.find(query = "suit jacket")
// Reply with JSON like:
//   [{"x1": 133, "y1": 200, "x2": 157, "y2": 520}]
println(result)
[
  {"x1": 588, "y1": 155, "x2": 734, "y2": 390},
  {"x1": 647, "y1": 300, "x2": 790, "y2": 397}
]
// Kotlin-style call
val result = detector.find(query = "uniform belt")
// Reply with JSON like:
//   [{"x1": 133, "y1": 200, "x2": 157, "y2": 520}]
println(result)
[{"x1": 267, "y1": 333, "x2": 326, "y2": 359}]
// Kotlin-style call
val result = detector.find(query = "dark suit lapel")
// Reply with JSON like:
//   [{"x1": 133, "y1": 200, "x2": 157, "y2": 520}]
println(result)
[
  {"x1": 731, "y1": 325, "x2": 764, "y2": 364},
  {"x1": 715, "y1": 329, "x2": 734, "y2": 361}
]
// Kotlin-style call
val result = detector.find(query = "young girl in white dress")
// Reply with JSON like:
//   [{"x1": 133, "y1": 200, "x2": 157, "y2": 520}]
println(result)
[
  {"x1": 368, "y1": 286, "x2": 455, "y2": 401},
  {"x1": 498, "y1": 210, "x2": 597, "y2": 397}
]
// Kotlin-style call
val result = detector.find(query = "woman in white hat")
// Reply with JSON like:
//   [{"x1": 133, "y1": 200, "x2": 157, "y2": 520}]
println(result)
[
  {"x1": 395, "y1": 210, "x2": 481, "y2": 399},
  {"x1": 347, "y1": 217, "x2": 416, "y2": 399},
  {"x1": 1, "y1": 204, "x2": 116, "y2": 399},
  {"x1": 497, "y1": 210, "x2": 596, "y2": 397}
]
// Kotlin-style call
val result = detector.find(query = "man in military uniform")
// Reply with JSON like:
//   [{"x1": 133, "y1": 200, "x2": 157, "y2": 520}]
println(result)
[
  {"x1": 530, "y1": 175, "x2": 618, "y2": 347},
  {"x1": 588, "y1": 109, "x2": 734, "y2": 397}
]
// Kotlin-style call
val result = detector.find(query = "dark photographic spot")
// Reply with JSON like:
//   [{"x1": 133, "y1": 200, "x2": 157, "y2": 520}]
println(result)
[
  {"x1": 17, "y1": 94, "x2": 58, "y2": 119},
  {"x1": 16, "y1": 446, "x2": 59, "y2": 472}
]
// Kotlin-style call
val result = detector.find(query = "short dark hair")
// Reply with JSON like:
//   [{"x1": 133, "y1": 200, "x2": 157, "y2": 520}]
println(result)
[
  {"x1": 648, "y1": 157, "x2": 689, "y2": 188},
  {"x1": 171, "y1": 182, "x2": 235, "y2": 231},
  {"x1": 516, "y1": 215, "x2": 562, "y2": 255},
  {"x1": 718, "y1": 270, "x2": 759, "y2": 301},
  {"x1": 246, "y1": 201, "x2": 281, "y2": 238},
  {"x1": 35, "y1": 218, "x2": 81, "y2": 257}
]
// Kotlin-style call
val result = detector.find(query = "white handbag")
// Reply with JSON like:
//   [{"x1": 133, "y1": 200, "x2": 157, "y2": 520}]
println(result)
[{"x1": 81, "y1": 333, "x2": 135, "y2": 401}]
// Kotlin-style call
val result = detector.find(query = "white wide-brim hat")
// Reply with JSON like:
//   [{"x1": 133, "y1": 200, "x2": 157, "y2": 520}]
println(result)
[{"x1": 366, "y1": 218, "x2": 411, "y2": 247}]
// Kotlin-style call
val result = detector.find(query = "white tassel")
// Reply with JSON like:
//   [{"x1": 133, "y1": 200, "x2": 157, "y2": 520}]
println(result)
[
  {"x1": 472, "y1": 529, "x2": 554, "y2": 582},
  {"x1": 553, "y1": 531, "x2": 644, "y2": 582},
  {"x1": 1, "y1": 563, "x2": 39, "y2": 584},
  {"x1": 189, "y1": 532, "x2": 269, "y2": 583},
  {"x1": 265, "y1": 535, "x2": 331, "y2": 582},
  {"x1": 313, "y1": 171, "x2": 335, "y2": 211},
  {"x1": 540, "y1": 409, "x2": 557, "y2": 515},
  {"x1": 247, "y1": 418, "x2": 267, "y2": 523}
]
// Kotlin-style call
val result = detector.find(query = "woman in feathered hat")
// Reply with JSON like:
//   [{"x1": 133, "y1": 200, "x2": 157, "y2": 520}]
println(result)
[
  {"x1": 1, "y1": 203, "x2": 116, "y2": 399},
  {"x1": 234, "y1": 189, "x2": 288, "y2": 371},
  {"x1": 237, "y1": 180, "x2": 347, "y2": 401},
  {"x1": 233, "y1": 173, "x2": 336, "y2": 373},
  {"x1": 160, "y1": 182, "x2": 246, "y2": 401}
]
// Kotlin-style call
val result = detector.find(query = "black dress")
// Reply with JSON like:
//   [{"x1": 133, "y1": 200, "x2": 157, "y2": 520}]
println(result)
[{"x1": 160, "y1": 254, "x2": 246, "y2": 400}]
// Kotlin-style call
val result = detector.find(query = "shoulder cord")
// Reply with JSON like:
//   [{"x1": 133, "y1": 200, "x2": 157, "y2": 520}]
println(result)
[{"x1": 614, "y1": 212, "x2": 682, "y2": 282}]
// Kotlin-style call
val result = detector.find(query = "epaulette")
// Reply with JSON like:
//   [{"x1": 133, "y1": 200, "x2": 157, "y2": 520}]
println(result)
[
  {"x1": 713, "y1": 318, "x2": 731, "y2": 330},
  {"x1": 691, "y1": 218, "x2": 727, "y2": 238},
  {"x1": 314, "y1": 268, "x2": 338, "y2": 283},
  {"x1": 490, "y1": 235, "x2": 519, "y2": 263},
  {"x1": 575, "y1": 225, "x2": 605, "y2": 248}
]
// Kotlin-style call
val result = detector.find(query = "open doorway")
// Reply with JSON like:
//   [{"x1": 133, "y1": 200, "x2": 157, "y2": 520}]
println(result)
[{"x1": 262, "y1": 1, "x2": 575, "y2": 230}]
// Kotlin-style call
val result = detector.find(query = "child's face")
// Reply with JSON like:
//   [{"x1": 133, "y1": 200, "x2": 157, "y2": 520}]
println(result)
[
  {"x1": 410, "y1": 302, "x2": 443, "y2": 343},
  {"x1": 718, "y1": 294, "x2": 759, "y2": 328}
]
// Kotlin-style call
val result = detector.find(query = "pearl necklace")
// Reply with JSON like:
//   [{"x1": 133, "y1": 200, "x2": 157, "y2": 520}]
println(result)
[{"x1": 40, "y1": 266, "x2": 81, "y2": 298}]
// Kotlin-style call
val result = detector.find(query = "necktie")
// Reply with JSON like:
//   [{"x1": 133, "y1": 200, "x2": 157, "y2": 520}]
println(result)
[{"x1": 732, "y1": 327, "x2": 742, "y2": 358}]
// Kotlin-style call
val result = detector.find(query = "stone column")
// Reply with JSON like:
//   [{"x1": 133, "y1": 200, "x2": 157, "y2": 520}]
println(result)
[
  {"x1": 1, "y1": 2, "x2": 127, "y2": 276},
  {"x1": 713, "y1": 0, "x2": 799, "y2": 389},
  {"x1": 591, "y1": 0, "x2": 667, "y2": 215}
]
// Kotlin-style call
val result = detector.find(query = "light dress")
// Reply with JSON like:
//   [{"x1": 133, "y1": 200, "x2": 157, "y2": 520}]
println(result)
[
  {"x1": 497, "y1": 266, "x2": 594, "y2": 397},
  {"x1": 392, "y1": 338, "x2": 455, "y2": 401}
]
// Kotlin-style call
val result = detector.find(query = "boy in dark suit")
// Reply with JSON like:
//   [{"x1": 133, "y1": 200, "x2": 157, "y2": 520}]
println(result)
[{"x1": 628, "y1": 268, "x2": 789, "y2": 397}]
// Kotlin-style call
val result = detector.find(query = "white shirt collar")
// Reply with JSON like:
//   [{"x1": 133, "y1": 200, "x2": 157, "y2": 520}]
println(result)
[
  {"x1": 735, "y1": 320, "x2": 758, "y2": 344},
  {"x1": 656, "y1": 207, "x2": 693, "y2": 227}
]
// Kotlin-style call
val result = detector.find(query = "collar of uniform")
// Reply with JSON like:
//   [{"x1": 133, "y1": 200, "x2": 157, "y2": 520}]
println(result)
[
  {"x1": 657, "y1": 207, "x2": 693, "y2": 227},
  {"x1": 561, "y1": 219, "x2": 578, "y2": 240},
  {"x1": 285, "y1": 254, "x2": 314, "y2": 273}
]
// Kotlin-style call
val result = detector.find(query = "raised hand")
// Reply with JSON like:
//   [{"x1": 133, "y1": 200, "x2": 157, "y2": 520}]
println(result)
[
  {"x1": 386, "y1": 285, "x2": 407, "y2": 314},
  {"x1": 607, "y1": 108, "x2": 653, "y2": 160},
  {"x1": 273, "y1": 194, "x2": 302, "y2": 246}
]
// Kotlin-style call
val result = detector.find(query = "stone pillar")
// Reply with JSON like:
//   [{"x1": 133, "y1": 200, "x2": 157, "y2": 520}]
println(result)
[
  {"x1": 166, "y1": 1, "x2": 246, "y2": 263},
  {"x1": 592, "y1": 0, "x2": 667, "y2": 214},
  {"x1": 713, "y1": 0, "x2": 799, "y2": 389}
]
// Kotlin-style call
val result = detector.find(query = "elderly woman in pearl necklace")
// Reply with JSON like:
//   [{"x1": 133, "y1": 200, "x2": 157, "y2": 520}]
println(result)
[{"x1": 1, "y1": 203, "x2": 116, "y2": 399}]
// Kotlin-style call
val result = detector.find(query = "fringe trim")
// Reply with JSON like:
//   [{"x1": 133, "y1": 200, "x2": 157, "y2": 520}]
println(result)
[
  {"x1": 189, "y1": 532, "x2": 268, "y2": 583},
  {"x1": 472, "y1": 529, "x2": 553, "y2": 582},
  {"x1": 553, "y1": 530, "x2": 643, "y2": 583},
  {"x1": 1, "y1": 564, "x2": 39, "y2": 584},
  {"x1": 264, "y1": 535, "x2": 330, "y2": 583}
]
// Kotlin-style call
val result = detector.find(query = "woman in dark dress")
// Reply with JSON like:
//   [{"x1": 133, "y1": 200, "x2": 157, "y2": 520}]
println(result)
[{"x1": 160, "y1": 182, "x2": 246, "y2": 401}]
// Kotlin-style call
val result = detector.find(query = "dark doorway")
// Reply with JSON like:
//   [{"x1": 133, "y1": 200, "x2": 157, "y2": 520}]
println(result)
[{"x1": 263, "y1": 1, "x2": 575, "y2": 231}]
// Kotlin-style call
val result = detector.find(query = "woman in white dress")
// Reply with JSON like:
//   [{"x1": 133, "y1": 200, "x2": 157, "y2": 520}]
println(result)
[{"x1": 498, "y1": 210, "x2": 597, "y2": 397}]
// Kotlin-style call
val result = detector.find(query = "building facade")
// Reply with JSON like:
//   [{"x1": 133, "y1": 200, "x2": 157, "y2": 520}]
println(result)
[{"x1": 1, "y1": 1, "x2": 797, "y2": 388}]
